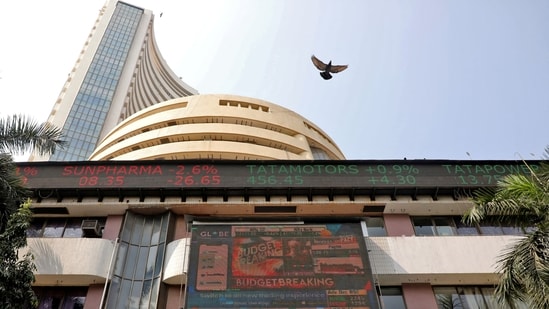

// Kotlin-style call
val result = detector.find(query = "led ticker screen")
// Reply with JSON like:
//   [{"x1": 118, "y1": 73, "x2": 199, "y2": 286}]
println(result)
[
  {"x1": 15, "y1": 160, "x2": 540, "y2": 189},
  {"x1": 186, "y1": 223, "x2": 380, "y2": 309}
]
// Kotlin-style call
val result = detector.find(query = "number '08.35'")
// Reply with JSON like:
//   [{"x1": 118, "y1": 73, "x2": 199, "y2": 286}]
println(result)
[{"x1": 78, "y1": 175, "x2": 124, "y2": 186}]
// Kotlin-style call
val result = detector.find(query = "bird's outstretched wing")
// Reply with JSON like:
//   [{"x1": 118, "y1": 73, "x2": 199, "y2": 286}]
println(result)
[
  {"x1": 311, "y1": 55, "x2": 327, "y2": 71},
  {"x1": 329, "y1": 64, "x2": 348, "y2": 73}
]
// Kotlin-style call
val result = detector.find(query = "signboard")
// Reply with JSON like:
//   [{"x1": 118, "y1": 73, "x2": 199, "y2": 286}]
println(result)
[
  {"x1": 186, "y1": 223, "x2": 379, "y2": 309},
  {"x1": 15, "y1": 160, "x2": 540, "y2": 190}
]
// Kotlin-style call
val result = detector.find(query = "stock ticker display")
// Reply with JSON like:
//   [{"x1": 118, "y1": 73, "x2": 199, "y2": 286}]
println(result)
[{"x1": 15, "y1": 160, "x2": 539, "y2": 190}]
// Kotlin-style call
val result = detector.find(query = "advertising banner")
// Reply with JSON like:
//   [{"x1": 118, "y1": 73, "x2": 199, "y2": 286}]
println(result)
[{"x1": 186, "y1": 223, "x2": 380, "y2": 308}]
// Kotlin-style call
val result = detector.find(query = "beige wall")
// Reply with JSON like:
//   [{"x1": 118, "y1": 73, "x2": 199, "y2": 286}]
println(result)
[
  {"x1": 90, "y1": 94, "x2": 345, "y2": 160},
  {"x1": 22, "y1": 230, "x2": 516, "y2": 293},
  {"x1": 366, "y1": 235, "x2": 517, "y2": 285},
  {"x1": 163, "y1": 238, "x2": 189, "y2": 285},
  {"x1": 22, "y1": 238, "x2": 115, "y2": 286}
]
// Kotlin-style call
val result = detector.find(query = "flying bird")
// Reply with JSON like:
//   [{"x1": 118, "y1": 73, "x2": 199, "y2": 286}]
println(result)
[{"x1": 311, "y1": 55, "x2": 348, "y2": 80}]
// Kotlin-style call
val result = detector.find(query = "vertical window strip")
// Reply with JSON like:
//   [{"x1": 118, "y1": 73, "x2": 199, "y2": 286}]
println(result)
[
  {"x1": 106, "y1": 211, "x2": 170, "y2": 308},
  {"x1": 51, "y1": 4, "x2": 143, "y2": 161}
]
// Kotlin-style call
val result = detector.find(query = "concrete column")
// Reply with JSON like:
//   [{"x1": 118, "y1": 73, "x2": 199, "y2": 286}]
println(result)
[
  {"x1": 102, "y1": 215, "x2": 123, "y2": 240},
  {"x1": 384, "y1": 214, "x2": 415, "y2": 236},
  {"x1": 165, "y1": 285, "x2": 186, "y2": 309},
  {"x1": 402, "y1": 283, "x2": 438, "y2": 309},
  {"x1": 83, "y1": 284, "x2": 104, "y2": 309},
  {"x1": 173, "y1": 215, "x2": 189, "y2": 240}
]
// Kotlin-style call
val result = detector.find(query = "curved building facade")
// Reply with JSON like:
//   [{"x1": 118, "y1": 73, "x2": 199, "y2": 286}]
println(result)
[
  {"x1": 89, "y1": 94, "x2": 346, "y2": 160},
  {"x1": 19, "y1": 1, "x2": 533, "y2": 309},
  {"x1": 29, "y1": 0, "x2": 197, "y2": 162}
]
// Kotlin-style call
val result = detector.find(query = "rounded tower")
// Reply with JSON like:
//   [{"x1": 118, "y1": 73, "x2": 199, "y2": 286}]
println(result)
[{"x1": 89, "y1": 94, "x2": 345, "y2": 160}]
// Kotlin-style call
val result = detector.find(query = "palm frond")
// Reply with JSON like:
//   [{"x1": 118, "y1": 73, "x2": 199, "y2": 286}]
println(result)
[
  {"x1": 0, "y1": 154, "x2": 30, "y2": 231},
  {"x1": 465, "y1": 148, "x2": 549, "y2": 306},
  {"x1": 465, "y1": 173, "x2": 548, "y2": 226},
  {"x1": 0, "y1": 114, "x2": 65, "y2": 156},
  {"x1": 495, "y1": 229, "x2": 549, "y2": 308}
]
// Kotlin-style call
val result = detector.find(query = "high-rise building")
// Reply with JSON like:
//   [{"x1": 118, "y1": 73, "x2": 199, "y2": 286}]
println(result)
[
  {"x1": 28, "y1": 0, "x2": 343, "y2": 163},
  {"x1": 15, "y1": 1, "x2": 537, "y2": 309},
  {"x1": 29, "y1": 0, "x2": 197, "y2": 162}
]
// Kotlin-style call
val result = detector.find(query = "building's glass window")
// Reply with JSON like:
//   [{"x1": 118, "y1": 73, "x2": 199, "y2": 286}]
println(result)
[
  {"x1": 34, "y1": 287, "x2": 87, "y2": 309},
  {"x1": 365, "y1": 217, "x2": 387, "y2": 236},
  {"x1": 379, "y1": 287, "x2": 406, "y2": 309},
  {"x1": 478, "y1": 221, "x2": 505, "y2": 235},
  {"x1": 63, "y1": 219, "x2": 85, "y2": 238},
  {"x1": 42, "y1": 219, "x2": 66, "y2": 238},
  {"x1": 105, "y1": 212, "x2": 170, "y2": 309},
  {"x1": 50, "y1": 2, "x2": 144, "y2": 161},
  {"x1": 412, "y1": 216, "x2": 527, "y2": 236},
  {"x1": 433, "y1": 217, "x2": 456, "y2": 236},
  {"x1": 454, "y1": 218, "x2": 480, "y2": 235},
  {"x1": 27, "y1": 218, "x2": 105, "y2": 238},
  {"x1": 311, "y1": 147, "x2": 331, "y2": 160},
  {"x1": 27, "y1": 220, "x2": 45, "y2": 237},
  {"x1": 412, "y1": 217, "x2": 438, "y2": 236},
  {"x1": 501, "y1": 226, "x2": 524, "y2": 235},
  {"x1": 434, "y1": 286, "x2": 529, "y2": 309}
]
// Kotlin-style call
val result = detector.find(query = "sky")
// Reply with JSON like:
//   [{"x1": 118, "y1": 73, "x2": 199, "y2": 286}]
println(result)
[{"x1": 1, "y1": 0, "x2": 548, "y2": 161}]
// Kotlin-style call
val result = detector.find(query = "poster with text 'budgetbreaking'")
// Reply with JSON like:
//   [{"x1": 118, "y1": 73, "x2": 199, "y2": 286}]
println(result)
[{"x1": 186, "y1": 223, "x2": 380, "y2": 309}]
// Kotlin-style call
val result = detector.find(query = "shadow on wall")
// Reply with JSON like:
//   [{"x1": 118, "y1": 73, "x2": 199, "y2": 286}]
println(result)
[
  {"x1": 27, "y1": 238, "x2": 64, "y2": 275},
  {"x1": 365, "y1": 237, "x2": 407, "y2": 278}
]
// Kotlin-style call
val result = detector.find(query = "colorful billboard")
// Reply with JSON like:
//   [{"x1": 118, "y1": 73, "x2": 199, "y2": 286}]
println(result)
[{"x1": 186, "y1": 223, "x2": 380, "y2": 308}]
